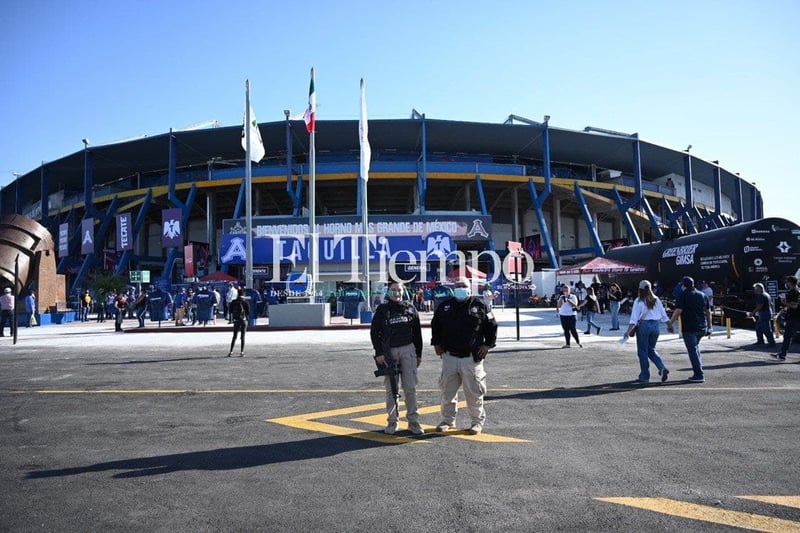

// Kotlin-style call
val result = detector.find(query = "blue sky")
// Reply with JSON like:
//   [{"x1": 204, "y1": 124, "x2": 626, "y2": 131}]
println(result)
[{"x1": 1, "y1": 0, "x2": 798, "y2": 222}]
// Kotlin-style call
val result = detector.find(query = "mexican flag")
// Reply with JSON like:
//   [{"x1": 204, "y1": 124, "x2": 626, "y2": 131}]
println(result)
[{"x1": 303, "y1": 68, "x2": 316, "y2": 133}]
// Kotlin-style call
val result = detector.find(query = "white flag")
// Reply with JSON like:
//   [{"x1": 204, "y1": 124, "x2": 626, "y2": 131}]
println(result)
[
  {"x1": 242, "y1": 102, "x2": 265, "y2": 163},
  {"x1": 359, "y1": 78, "x2": 371, "y2": 182}
]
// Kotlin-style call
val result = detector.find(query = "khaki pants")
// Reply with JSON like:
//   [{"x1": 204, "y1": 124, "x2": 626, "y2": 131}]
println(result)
[
  {"x1": 384, "y1": 343, "x2": 420, "y2": 425},
  {"x1": 439, "y1": 352, "x2": 487, "y2": 427}
]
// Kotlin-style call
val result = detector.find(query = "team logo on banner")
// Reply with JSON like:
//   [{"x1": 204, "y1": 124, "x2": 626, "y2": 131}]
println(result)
[
  {"x1": 116, "y1": 213, "x2": 133, "y2": 251},
  {"x1": 81, "y1": 218, "x2": 94, "y2": 255},
  {"x1": 58, "y1": 222, "x2": 69, "y2": 257},
  {"x1": 162, "y1": 208, "x2": 183, "y2": 248}
]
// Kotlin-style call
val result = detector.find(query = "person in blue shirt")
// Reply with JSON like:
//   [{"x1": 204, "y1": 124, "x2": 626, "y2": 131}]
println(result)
[
  {"x1": 667, "y1": 276, "x2": 712, "y2": 383},
  {"x1": 24, "y1": 290, "x2": 36, "y2": 327}
]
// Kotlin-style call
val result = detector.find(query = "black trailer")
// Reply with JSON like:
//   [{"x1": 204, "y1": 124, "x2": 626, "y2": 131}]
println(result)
[{"x1": 603, "y1": 217, "x2": 800, "y2": 322}]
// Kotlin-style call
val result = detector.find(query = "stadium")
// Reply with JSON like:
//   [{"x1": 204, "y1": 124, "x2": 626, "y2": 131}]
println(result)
[{"x1": 0, "y1": 113, "x2": 772, "y2": 303}]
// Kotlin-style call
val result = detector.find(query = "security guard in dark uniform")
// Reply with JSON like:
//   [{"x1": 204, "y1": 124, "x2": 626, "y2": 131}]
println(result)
[
  {"x1": 431, "y1": 277, "x2": 497, "y2": 435},
  {"x1": 370, "y1": 281, "x2": 424, "y2": 435}
]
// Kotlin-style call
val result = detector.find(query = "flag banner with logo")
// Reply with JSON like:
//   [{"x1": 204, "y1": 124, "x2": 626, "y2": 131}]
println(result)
[
  {"x1": 116, "y1": 212, "x2": 134, "y2": 251},
  {"x1": 81, "y1": 218, "x2": 94, "y2": 255},
  {"x1": 58, "y1": 222, "x2": 69, "y2": 257},
  {"x1": 162, "y1": 208, "x2": 183, "y2": 248}
]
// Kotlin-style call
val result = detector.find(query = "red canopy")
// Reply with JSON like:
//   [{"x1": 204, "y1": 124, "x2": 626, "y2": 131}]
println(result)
[
  {"x1": 447, "y1": 265, "x2": 487, "y2": 279},
  {"x1": 557, "y1": 257, "x2": 647, "y2": 276},
  {"x1": 198, "y1": 271, "x2": 238, "y2": 282}
]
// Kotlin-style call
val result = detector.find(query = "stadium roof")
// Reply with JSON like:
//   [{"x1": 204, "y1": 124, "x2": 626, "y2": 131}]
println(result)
[{"x1": 10, "y1": 117, "x2": 753, "y2": 208}]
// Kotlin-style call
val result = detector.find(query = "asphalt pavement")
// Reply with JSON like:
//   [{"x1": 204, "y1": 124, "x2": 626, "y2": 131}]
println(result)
[{"x1": 1, "y1": 307, "x2": 798, "y2": 532}]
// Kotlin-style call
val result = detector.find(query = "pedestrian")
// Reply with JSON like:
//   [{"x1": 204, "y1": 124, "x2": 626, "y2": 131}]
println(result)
[
  {"x1": 227, "y1": 289, "x2": 249, "y2": 357},
  {"x1": 134, "y1": 290, "x2": 147, "y2": 328},
  {"x1": 608, "y1": 283, "x2": 622, "y2": 331},
  {"x1": 748, "y1": 283, "x2": 775, "y2": 348},
  {"x1": 370, "y1": 281, "x2": 424, "y2": 435},
  {"x1": 80, "y1": 290, "x2": 92, "y2": 322},
  {"x1": 95, "y1": 289, "x2": 106, "y2": 322},
  {"x1": 431, "y1": 277, "x2": 497, "y2": 435},
  {"x1": 226, "y1": 283, "x2": 238, "y2": 323},
  {"x1": 773, "y1": 275, "x2": 799, "y2": 361},
  {"x1": 556, "y1": 285, "x2": 582, "y2": 348},
  {"x1": 699, "y1": 280, "x2": 714, "y2": 308},
  {"x1": 576, "y1": 282, "x2": 587, "y2": 319},
  {"x1": 482, "y1": 283, "x2": 495, "y2": 311},
  {"x1": 113, "y1": 290, "x2": 128, "y2": 332},
  {"x1": 212, "y1": 286, "x2": 222, "y2": 323},
  {"x1": 0, "y1": 287, "x2": 14, "y2": 336},
  {"x1": 581, "y1": 287, "x2": 601, "y2": 335},
  {"x1": 624, "y1": 280, "x2": 670, "y2": 383},
  {"x1": 24, "y1": 290, "x2": 36, "y2": 327},
  {"x1": 666, "y1": 276, "x2": 712, "y2": 383}
]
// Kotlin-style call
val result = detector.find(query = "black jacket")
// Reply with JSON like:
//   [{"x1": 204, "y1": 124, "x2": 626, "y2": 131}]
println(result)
[
  {"x1": 370, "y1": 299, "x2": 423, "y2": 358},
  {"x1": 430, "y1": 296, "x2": 497, "y2": 356}
]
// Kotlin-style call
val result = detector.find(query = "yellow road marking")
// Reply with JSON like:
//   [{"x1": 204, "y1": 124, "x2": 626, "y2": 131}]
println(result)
[
  {"x1": 738, "y1": 496, "x2": 800, "y2": 509},
  {"x1": 4, "y1": 385, "x2": 799, "y2": 395},
  {"x1": 268, "y1": 401, "x2": 528, "y2": 443},
  {"x1": 350, "y1": 402, "x2": 527, "y2": 442},
  {"x1": 596, "y1": 497, "x2": 800, "y2": 532}
]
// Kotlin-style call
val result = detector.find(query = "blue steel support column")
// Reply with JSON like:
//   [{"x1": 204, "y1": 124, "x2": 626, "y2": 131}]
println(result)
[
  {"x1": 640, "y1": 196, "x2": 664, "y2": 240},
  {"x1": 734, "y1": 178, "x2": 744, "y2": 223},
  {"x1": 72, "y1": 147, "x2": 103, "y2": 292},
  {"x1": 417, "y1": 114, "x2": 427, "y2": 214},
  {"x1": 40, "y1": 166, "x2": 49, "y2": 228},
  {"x1": 613, "y1": 137, "x2": 647, "y2": 244},
  {"x1": 758, "y1": 191, "x2": 764, "y2": 219},
  {"x1": 613, "y1": 188, "x2": 641, "y2": 245},
  {"x1": 712, "y1": 164, "x2": 722, "y2": 221},
  {"x1": 163, "y1": 132, "x2": 198, "y2": 285},
  {"x1": 114, "y1": 189, "x2": 152, "y2": 277},
  {"x1": 475, "y1": 174, "x2": 488, "y2": 214},
  {"x1": 573, "y1": 183, "x2": 604, "y2": 256},
  {"x1": 526, "y1": 118, "x2": 557, "y2": 268},
  {"x1": 285, "y1": 119, "x2": 303, "y2": 216},
  {"x1": 15, "y1": 178, "x2": 21, "y2": 215}
]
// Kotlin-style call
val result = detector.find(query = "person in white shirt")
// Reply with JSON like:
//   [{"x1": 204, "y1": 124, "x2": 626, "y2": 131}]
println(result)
[
  {"x1": 225, "y1": 284, "x2": 238, "y2": 323},
  {"x1": 0, "y1": 287, "x2": 14, "y2": 336},
  {"x1": 624, "y1": 280, "x2": 670, "y2": 383},
  {"x1": 557, "y1": 285, "x2": 582, "y2": 348},
  {"x1": 699, "y1": 280, "x2": 714, "y2": 308}
]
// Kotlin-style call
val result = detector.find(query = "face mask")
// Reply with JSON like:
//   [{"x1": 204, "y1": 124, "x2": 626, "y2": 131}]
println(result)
[{"x1": 454, "y1": 287, "x2": 471, "y2": 300}]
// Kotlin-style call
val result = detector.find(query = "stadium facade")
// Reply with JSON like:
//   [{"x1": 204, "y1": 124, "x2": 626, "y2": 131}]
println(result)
[{"x1": 0, "y1": 114, "x2": 764, "y2": 296}]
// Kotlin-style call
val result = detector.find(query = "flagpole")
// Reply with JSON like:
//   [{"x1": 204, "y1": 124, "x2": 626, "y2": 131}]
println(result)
[
  {"x1": 308, "y1": 68, "x2": 317, "y2": 303},
  {"x1": 245, "y1": 80, "x2": 254, "y2": 291},
  {"x1": 360, "y1": 78, "x2": 370, "y2": 307}
]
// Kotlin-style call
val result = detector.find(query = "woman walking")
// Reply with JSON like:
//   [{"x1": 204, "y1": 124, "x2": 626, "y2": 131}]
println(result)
[
  {"x1": 557, "y1": 285, "x2": 582, "y2": 348},
  {"x1": 624, "y1": 280, "x2": 670, "y2": 383},
  {"x1": 582, "y1": 287, "x2": 601, "y2": 335},
  {"x1": 608, "y1": 283, "x2": 622, "y2": 331}
]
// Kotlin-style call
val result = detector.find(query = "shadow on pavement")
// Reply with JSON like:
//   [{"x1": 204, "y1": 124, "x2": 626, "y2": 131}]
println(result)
[
  {"x1": 26, "y1": 433, "x2": 396, "y2": 479},
  {"x1": 86, "y1": 357, "x2": 219, "y2": 365},
  {"x1": 486, "y1": 380, "x2": 686, "y2": 401}
]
